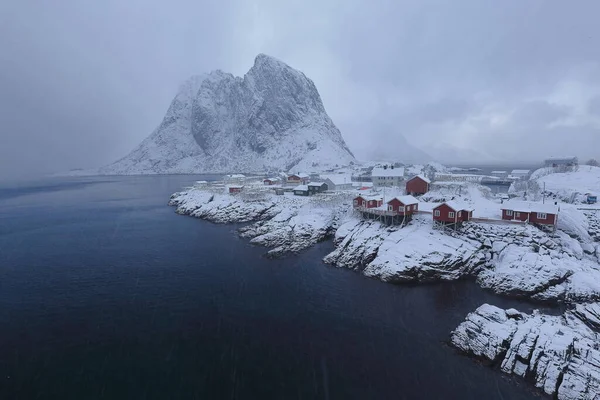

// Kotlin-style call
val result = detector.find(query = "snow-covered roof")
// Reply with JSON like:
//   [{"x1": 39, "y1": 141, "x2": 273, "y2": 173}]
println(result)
[
  {"x1": 371, "y1": 167, "x2": 405, "y2": 177},
  {"x1": 491, "y1": 170, "x2": 507, "y2": 174},
  {"x1": 294, "y1": 185, "x2": 309, "y2": 191},
  {"x1": 298, "y1": 173, "x2": 310, "y2": 178},
  {"x1": 435, "y1": 201, "x2": 474, "y2": 212},
  {"x1": 307, "y1": 182, "x2": 326, "y2": 187},
  {"x1": 511, "y1": 169, "x2": 530, "y2": 174},
  {"x1": 264, "y1": 177, "x2": 280, "y2": 181},
  {"x1": 407, "y1": 174, "x2": 431, "y2": 184},
  {"x1": 388, "y1": 195, "x2": 418, "y2": 206},
  {"x1": 322, "y1": 174, "x2": 352, "y2": 185},
  {"x1": 501, "y1": 200, "x2": 559, "y2": 214},
  {"x1": 356, "y1": 194, "x2": 383, "y2": 201}
]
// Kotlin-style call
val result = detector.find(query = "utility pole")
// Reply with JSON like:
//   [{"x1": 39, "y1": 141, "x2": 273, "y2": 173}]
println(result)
[{"x1": 543, "y1": 182, "x2": 546, "y2": 204}]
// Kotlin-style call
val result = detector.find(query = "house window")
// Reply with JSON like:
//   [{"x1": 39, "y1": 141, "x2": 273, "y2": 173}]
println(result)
[
  {"x1": 506, "y1": 210, "x2": 513, "y2": 216},
  {"x1": 353, "y1": 200, "x2": 358, "y2": 206},
  {"x1": 537, "y1": 212, "x2": 547, "y2": 219},
  {"x1": 434, "y1": 210, "x2": 441, "y2": 217},
  {"x1": 362, "y1": 201, "x2": 365, "y2": 207},
  {"x1": 388, "y1": 205, "x2": 393, "y2": 211},
  {"x1": 458, "y1": 211, "x2": 462, "y2": 217},
  {"x1": 449, "y1": 212, "x2": 455, "y2": 218},
  {"x1": 515, "y1": 212, "x2": 520, "y2": 218}
]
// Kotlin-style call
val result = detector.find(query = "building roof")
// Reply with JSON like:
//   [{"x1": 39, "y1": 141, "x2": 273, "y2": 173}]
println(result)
[
  {"x1": 322, "y1": 174, "x2": 352, "y2": 185},
  {"x1": 435, "y1": 201, "x2": 474, "y2": 212},
  {"x1": 388, "y1": 195, "x2": 419, "y2": 206},
  {"x1": 407, "y1": 174, "x2": 431, "y2": 184},
  {"x1": 356, "y1": 194, "x2": 383, "y2": 201},
  {"x1": 308, "y1": 182, "x2": 326, "y2": 187},
  {"x1": 288, "y1": 173, "x2": 309, "y2": 179},
  {"x1": 545, "y1": 156, "x2": 578, "y2": 162},
  {"x1": 371, "y1": 167, "x2": 405, "y2": 178},
  {"x1": 501, "y1": 200, "x2": 559, "y2": 214},
  {"x1": 294, "y1": 185, "x2": 309, "y2": 191},
  {"x1": 511, "y1": 169, "x2": 530, "y2": 174},
  {"x1": 491, "y1": 170, "x2": 507, "y2": 174},
  {"x1": 264, "y1": 177, "x2": 280, "y2": 181}
]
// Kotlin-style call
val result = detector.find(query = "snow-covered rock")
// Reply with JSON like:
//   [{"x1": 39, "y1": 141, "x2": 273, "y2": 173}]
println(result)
[
  {"x1": 101, "y1": 54, "x2": 355, "y2": 175},
  {"x1": 324, "y1": 216, "x2": 485, "y2": 282},
  {"x1": 451, "y1": 303, "x2": 600, "y2": 400},
  {"x1": 169, "y1": 187, "x2": 354, "y2": 257}
]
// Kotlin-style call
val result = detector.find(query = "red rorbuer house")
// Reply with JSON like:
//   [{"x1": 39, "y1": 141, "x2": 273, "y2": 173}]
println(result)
[
  {"x1": 501, "y1": 201, "x2": 559, "y2": 225},
  {"x1": 433, "y1": 201, "x2": 474, "y2": 224},
  {"x1": 353, "y1": 195, "x2": 383, "y2": 209},
  {"x1": 406, "y1": 175, "x2": 431, "y2": 195},
  {"x1": 386, "y1": 195, "x2": 419, "y2": 215},
  {"x1": 228, "y1": 185, "x2": 244, "y2": 194}
]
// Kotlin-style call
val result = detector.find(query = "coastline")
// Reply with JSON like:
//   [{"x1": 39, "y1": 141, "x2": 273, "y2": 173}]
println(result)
[{"x1": 169, "y1": 183, "x2": 600, "y2": 399}]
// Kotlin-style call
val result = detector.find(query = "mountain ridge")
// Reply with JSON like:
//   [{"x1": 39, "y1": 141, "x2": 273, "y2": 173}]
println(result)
[{"x1": 100, "y1": 54, "x2": 356, "y2": 175}]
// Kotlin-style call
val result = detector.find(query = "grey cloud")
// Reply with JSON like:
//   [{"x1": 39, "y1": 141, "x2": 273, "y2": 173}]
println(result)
[{"x1": 1, "y1": 0, "x2": 600, "y2": 178}]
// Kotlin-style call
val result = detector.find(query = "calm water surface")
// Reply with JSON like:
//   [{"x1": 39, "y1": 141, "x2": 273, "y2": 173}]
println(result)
[{"x1": 0, "y1": 176, "x2": 547, "y2": 399}]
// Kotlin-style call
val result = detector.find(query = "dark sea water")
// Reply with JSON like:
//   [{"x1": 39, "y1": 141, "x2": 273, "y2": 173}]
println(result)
[{"x1": 0, "y1": 176, "x2": 547, "y2": 399}]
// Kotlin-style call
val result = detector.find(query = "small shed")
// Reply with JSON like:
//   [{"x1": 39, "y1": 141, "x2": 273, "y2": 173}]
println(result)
[
  {"x1": 308, "y1": 182, "x2": 328, "y2": 194},
  {"x1": 433, "y1": 201, "x2": 474, "y2": 228},
  {"x1": 406, "y1": 175, "x2": 431, "y2": 195},
  {"x1": 293, "y1": 185, "x2": 310, "y2": 196},
  {"x1": 275, "y1": 188, "x2": 285, "y2": 195},
  {"x1": 228, "y1": 185, "x2": 244, "y2": 194}
]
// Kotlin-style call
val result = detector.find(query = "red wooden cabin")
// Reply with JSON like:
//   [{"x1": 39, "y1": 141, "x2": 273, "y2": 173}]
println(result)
[{"x1": 406, "y1": 175, "x2": 431, "y2": 195}]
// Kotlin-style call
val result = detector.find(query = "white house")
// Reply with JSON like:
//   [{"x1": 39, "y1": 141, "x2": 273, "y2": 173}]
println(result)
[
  {"x1": 371, "y1": 166, "x2": 405, "y2": 187},
  {"x1": 322, "y1": 174, "x2": 353, "y2": 191}
]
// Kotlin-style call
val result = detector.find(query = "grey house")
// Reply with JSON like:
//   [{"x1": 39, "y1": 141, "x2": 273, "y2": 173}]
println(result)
[{"x1": 307, "y1": 182, "x2": 327, "y2": 194}]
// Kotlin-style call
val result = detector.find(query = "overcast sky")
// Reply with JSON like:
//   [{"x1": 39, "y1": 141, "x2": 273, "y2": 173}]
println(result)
[{"x1": 2, "y1": 0, "x2": 600, "y2": 178}]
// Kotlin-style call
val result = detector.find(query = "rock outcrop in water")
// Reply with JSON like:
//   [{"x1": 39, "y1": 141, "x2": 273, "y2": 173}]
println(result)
[
  {"x1": 451, "y1": 303, "x2": 600, "y2": 399},
  {"x1": 101, "y1": 54, "x2": 355, "y2": 175}
]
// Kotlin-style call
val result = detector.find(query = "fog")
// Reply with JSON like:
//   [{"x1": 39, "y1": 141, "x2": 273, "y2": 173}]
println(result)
[{"x1": 1, "y1": 0, "x2": 600, "y2": 178}]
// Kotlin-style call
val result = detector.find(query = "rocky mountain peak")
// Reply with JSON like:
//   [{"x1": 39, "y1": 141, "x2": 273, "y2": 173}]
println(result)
[{"x1": 101, "y1": 54, "x2": 355, "y2": 175}]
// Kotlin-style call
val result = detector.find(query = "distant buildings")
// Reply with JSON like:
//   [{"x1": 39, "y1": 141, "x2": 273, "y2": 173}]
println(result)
[
  {"x1": 491, "y1": 170, "x2": 508, "y2": 178},
  {"x1": 371, "y1": 166, "x2": 405, "y2": 187},
  {"x1": 544, "y1": 157, "x2": 578, "y2": 168},
  {"x1": 509, "y1": 169, "x2": 531, "y2": 180},
  {"x1": 228, "y1": 185, "x2": 244, "y2": 194},
  {"x1": 263, "y1": 178, "x2": 280, "y2": 185},
  {"x1": 405, "y1": 175, "x2": 431, "y2": 195},
  {"x1": 287, "y1": 173, "x2": 310, "y2": 185}
]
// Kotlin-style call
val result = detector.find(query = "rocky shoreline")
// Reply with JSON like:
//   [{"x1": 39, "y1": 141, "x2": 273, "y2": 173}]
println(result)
[
  {"x1": 169, "y1": 186, "x2": 600, "y2": 398},
  {"x1": 451, "y1": 303, "x2": 600, "y2": 399}
]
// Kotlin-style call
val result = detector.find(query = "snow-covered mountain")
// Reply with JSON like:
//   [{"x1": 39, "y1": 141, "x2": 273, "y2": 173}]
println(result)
[{"x1": 101, "y1": 54, "x2": 356, "y2": 175}]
